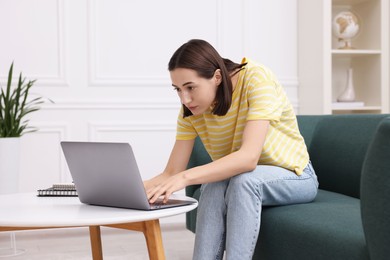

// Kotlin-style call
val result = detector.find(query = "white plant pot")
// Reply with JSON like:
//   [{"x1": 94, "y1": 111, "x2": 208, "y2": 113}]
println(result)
[{"x1": 0, "y1": 138, "x2": 21, "y2": 194}]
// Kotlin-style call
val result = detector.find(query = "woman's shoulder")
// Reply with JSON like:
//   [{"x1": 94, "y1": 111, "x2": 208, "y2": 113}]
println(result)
[
  {"x1": 241, "y1": 58, "x2": 277, "y2": 82},
  {"x1": 242, "y1": 57, "x2": 270, "y2": 70}
]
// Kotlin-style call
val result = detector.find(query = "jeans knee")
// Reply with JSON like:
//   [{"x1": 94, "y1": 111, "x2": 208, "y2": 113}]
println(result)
[
  {"x1": 231, "y1": 172, "x2": 259, "y2": 187},
  {"x1": 226, "y1": 172, "x2": 261, "y2": 199},
  {"x1": 200, "y1": 180, "x2": 229, "y2": 197}
]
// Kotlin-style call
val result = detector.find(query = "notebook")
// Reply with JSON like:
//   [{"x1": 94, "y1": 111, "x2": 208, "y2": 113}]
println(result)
[
  {"x1": 60, "y1": 141, "x2": 196, "y2": 210},
  {"x1": 37, "y1": 183, "x2": 78, "y2": 197}
]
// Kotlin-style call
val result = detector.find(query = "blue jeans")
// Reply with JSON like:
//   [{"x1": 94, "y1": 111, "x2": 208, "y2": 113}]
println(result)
[{"x1": 193, "y1": 162, "x2": 318, "y2": 260}]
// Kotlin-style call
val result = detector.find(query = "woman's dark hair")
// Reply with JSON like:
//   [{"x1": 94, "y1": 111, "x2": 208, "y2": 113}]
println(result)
[{"x1": 168, "y1": 39, "x2": 246, "y2": 117}]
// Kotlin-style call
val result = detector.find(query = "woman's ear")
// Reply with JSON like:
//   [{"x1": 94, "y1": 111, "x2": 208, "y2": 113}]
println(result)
[{"x1": 214, "y1": 69, "x2": 222, "y2": 85}]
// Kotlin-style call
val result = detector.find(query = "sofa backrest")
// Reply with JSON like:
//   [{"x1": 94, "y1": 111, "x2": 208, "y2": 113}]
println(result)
[
  {"x1": 298, "y1": 114, "x2": 389, "y2": 199},
  {"x1": 187, "y1": 114, "x2": 389, "y2": 200},
  {"x1": 187, "y1": 137, "x2": 212, "y2": 169},
  {"x1": 185, "y1": 137, "x2": 212, "y2": 197},
  {"x1": 360, "y1": 117, "x2": 390, "y2": 259}
]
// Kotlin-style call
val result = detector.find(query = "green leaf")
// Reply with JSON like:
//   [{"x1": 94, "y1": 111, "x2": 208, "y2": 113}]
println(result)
[{"x1": 0, "y1": 63, "x2": 52, "y2": 137}]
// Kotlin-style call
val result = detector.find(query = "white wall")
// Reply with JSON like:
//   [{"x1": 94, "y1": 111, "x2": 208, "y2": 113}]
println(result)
[{"x1": 0, "y1": 0, "x2": 297, "y2": 223}]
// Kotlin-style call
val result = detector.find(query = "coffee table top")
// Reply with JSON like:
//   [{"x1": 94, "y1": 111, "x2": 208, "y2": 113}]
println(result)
[{"x1": 0, "y1": 193, "x2": 197, "y2": 227}]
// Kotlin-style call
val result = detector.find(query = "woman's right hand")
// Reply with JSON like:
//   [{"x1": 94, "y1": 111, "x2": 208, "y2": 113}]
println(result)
[
  {"x1": 143, "y1": 173, "x2": 169, "y2": 192},
  {"x1": 143, "y1": 179, "x2": 154, "y2": 191}
]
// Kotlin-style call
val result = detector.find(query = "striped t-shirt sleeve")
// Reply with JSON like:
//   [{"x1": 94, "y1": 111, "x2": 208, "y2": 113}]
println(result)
[
  {"x1": 246, "y1": 69, "x2": 283, "y2": 122},
  {"x1": 176, "y1": 109, "x2": 197, "y2": 140}
]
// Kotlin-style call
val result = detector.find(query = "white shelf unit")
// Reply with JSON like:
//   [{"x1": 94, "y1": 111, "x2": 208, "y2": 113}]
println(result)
[{"x1": 298, "y1": 0, "x2": 389, "y2": 114}]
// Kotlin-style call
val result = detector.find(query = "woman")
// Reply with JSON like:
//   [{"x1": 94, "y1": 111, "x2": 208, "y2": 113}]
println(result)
[{"x1": 144, "y1": 39, "x2": 318, "y2": 259}]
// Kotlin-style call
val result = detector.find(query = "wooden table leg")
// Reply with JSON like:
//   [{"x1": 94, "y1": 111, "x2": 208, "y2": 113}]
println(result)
[
  {"x1": 106, "y1": 220, "x2": 166, "y2": 260},
  {"x1": 143, "y1": 220, "x2": 165, "y2": 260},
  {"x1": 89, "y1": 226, "x2": 103, "y2": 260}
]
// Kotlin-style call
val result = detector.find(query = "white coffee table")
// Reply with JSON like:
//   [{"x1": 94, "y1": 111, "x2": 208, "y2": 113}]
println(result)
[{"x1": 0, "y1": 193, "x2": 197, "y2": 260}]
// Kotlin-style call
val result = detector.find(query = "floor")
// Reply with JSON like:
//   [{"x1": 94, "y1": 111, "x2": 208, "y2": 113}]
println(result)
[{"x1": 0, "y1": 223, "x2": 195, "y2": 260}]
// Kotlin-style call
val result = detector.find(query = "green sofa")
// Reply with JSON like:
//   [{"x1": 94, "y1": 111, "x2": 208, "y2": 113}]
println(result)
[{"x1": 185, "y1": 114, "x2": 390, "y2": 260}]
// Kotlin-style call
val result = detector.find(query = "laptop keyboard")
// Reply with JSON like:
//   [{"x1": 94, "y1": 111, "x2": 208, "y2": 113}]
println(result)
[{"x1": 150, "y1": 199, "x2": 186, "y2": 209}]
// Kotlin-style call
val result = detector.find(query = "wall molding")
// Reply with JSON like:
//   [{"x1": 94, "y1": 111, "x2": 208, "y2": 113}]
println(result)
[
  {"x1": 41, "y1": 99, "x2": 180, "y2": 110},
  {"x1": 39, "y1": 77, "x2": 297, "y2": 110},
  {"x1": 0, "y1": 0, "x2": 68, "y2": 87},
  {"x1": 87, "y1": 0, "x2": 223, "y2": 87},
  {"x1": 88, "y1": 121, "x2": 176, "y2": 141},
  {"x1": 87, "y1": 0, "x2": 167, "y2": 87},
  {"x1": 26, "y1": 122, "x2": 70, "y2": 182},
  {"x1": 38, "y1": 0, "x2": 68, "y2": 87}
]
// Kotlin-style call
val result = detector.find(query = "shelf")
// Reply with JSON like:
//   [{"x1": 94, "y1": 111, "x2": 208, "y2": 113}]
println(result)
[
  {"x1": 332, "y1": 106, "x2": 382, "y2": 111},
  {"x1": 332, "y1": 49, "x2": 381, "y2": 56},
  {"x1": 332, "y1": 102, "x2": 381, "y2": 110},
  {"x1": 298, "y1": 0, "x2": 388, "y2": 115},
  {"x1": 333, "y1": 0, "x2": 371, "y2": 5}
]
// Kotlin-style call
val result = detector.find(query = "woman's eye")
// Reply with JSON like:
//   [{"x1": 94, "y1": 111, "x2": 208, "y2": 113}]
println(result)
[{"x1": 173, "y1": 88, "x2": 181, "y2": 92}]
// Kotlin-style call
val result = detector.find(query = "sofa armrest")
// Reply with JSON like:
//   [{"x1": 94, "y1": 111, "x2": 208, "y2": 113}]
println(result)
[
  {"x1": 308, "y1": 114, "x2": 389, "y2": 198},
  {"x1": 361, "y1": 117, "x2": 390, "y2": 260}
]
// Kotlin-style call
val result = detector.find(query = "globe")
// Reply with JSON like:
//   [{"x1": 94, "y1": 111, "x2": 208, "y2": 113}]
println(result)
[{"x1": 332, "y1": 11, "x2": 360, "y2": 49}]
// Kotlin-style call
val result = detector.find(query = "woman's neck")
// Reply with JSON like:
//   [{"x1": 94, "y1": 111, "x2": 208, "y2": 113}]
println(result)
[{"x1": 230, "y1": 69, "x2": 240, "y2": 91}]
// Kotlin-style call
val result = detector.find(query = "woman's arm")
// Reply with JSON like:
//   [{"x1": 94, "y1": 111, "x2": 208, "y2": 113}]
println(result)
[
  {"x1": 147, "y1": 120, "x2": 269, "y2": 203},
  {"x1": 144, "y1": 138, "x2": 195, "y2": 190}
]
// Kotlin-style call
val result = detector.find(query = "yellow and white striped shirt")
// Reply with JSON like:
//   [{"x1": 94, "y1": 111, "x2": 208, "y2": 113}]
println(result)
[{"x1": 176, "y1": 58, "x2": 309, "y2": 175}]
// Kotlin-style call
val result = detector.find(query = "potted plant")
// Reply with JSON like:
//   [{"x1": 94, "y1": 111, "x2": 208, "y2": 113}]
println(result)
[{"x1": 0, "y1": 62, "x2": 48, "y2": 194}]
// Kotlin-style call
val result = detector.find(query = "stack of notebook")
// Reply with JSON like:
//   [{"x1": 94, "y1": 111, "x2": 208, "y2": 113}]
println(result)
[{"x1": 37, "y1": 183, "x2": 78, "y2": 197}]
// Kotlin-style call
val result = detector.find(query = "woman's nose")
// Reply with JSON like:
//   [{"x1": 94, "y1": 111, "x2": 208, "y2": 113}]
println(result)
[{"x1": 181, "y1": 92, "x2": 192, "y2": 104}]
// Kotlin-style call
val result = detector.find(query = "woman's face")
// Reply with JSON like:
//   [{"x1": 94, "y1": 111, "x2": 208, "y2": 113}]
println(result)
[{"x1": 170, "y1": 68, "x2": 221, "y2": 116}]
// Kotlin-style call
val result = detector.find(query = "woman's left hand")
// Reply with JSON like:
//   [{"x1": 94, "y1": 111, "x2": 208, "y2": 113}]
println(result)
[{"x1": 146, "y1": 172, "x2": 188, "y2": 204}]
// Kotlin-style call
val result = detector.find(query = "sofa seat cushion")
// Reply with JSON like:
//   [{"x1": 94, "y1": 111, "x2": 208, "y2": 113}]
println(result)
[{"x1": 255, "y1": 189, "x2": 369, "y2": 260}]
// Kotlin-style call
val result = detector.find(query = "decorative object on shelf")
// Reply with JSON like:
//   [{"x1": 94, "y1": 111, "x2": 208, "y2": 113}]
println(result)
[
  {"x1": 332, "y1": 11, "x2": 360, "y2": 49},
  {"x1": 337, "y1": 68, "x2": 356, "y2": 102},
  {"x1": 0, "y1": 62, "x2": 51, "y2": 194}
]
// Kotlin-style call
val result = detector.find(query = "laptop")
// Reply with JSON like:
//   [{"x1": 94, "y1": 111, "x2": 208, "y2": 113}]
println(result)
[{"x1": 60, "y1": 141, "x2": 196, "y2": 210}]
